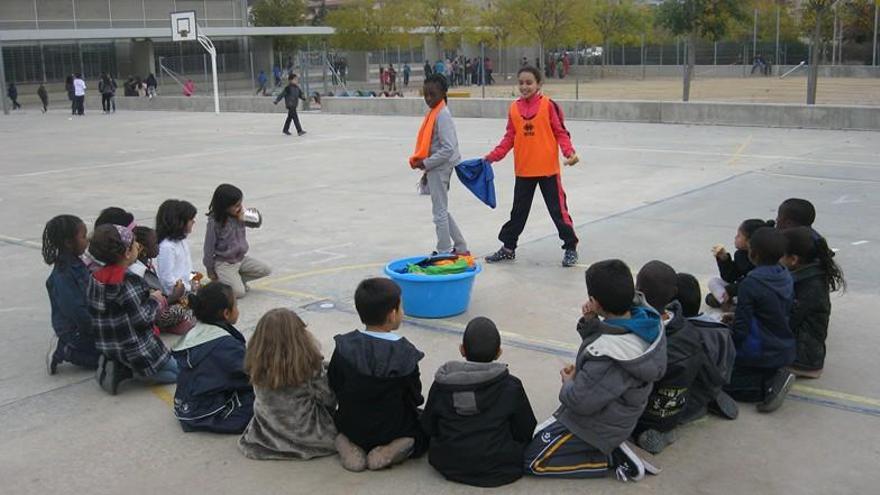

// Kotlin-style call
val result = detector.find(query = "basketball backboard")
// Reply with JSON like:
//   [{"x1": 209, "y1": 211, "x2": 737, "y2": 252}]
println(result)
[{"x1": 170, "y1": 11, "x2": 198, "y2": 42}]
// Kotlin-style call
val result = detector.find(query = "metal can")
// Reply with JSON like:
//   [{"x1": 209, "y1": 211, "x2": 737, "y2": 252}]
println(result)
[{"x1": 243, "y1": 207, "x2": 263, "y2": 228}]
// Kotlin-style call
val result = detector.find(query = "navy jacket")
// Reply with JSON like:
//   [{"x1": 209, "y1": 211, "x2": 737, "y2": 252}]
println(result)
[
  {"x1": 732, "y1": 265, "x2": 795, "y2": 368},
  {"x1": 455, "y1": 158, "x2": 496, "y2": 208},
  {"x1": 46, "y1": 254, "x2": 93, "y2": 339},
  {"x1": 172, "y1": 322, "x2": 254, "y2": 434}
]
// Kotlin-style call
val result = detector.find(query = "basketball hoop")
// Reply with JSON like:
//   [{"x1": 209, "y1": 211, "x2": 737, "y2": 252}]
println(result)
[{"x1": 170, "y1": 10, "x2": 220, "y2": 114}]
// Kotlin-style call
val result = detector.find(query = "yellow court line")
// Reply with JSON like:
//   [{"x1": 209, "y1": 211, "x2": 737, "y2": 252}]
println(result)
[
  {"x1": 151, "y1": 385, "x2": 174, "y2": 406},
  {"x1": 792, "y1": 384, "x2": 880, "y2": 408},
  {"x1": 727, "y1": 134, "x2": 753, "y2": 166},
  {"x1": 251, "y1": 262, "x2": 386, "y2": 288}
]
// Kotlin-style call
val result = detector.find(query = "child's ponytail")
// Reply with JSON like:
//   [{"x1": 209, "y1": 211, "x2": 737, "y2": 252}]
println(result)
[
  {"x1": 813, "y1": 234, "x2": 846, "y2": 293},
  {"x1": 42, "y1": 215, "x2": 84, "y2": 265},
  {"x1": 783, "y1": 227, "x2": 846, "y2": 293}
]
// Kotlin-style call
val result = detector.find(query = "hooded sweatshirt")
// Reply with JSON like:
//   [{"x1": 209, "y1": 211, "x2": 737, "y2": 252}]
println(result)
[
  {"x1": 87, "y1": 265, "x2": 169, "y2": 376},
  {"x1": 682, "y1": 314, "x2": 736, "y2": 420},
  {"x1": 789, "y1": 262, "x2": 831, "y2": 370},
  {"x1": 172, "y1": 321, "x2": 254, "y2": 434},
  {"x1": 636, "y1": 301, "x2": 703, "y2": 434},
  {"x1": 328, "y1": 330, "x2": 427, "y2": 454},
  {"x1": 421, "y1": 361, "x2": 536, "y2": 487},
  {"x1": 554, "y1": 306, "x2": 667, "y2": 455},
  {"x1": 732, "y1": 264, "x2": 795, "y2": 368}
]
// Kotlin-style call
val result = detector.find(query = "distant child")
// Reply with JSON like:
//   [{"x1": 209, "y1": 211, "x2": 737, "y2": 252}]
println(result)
[
  {"x1": 172, "y1": 282, "x2": 254, "y2": 433},
  {"x1": 409, "y1": 73, "x2": 469, "y2": 256},
  {"x1": 329, "y1": 278, "x2": 427, "y2": 472},
  {"x1": 708, "y1": 219, "x2": 775, "y2": 308},
  {"x1": 484, "y1": 66, "x2": 580, "y2": 267},
  {"x1": 131, "y1": 226, "x2": 161, "y2": 291},
  {"x1": 37, "y1": 83, "x2": 48, "y2": 113},
  {"x1": 632, "y1": 261, "x2": 703, "y2": 454},
  {"x1": 524, "y1": 260, "x2": 666, "y2": 481},
  {"x1": 84, "y1": 206, "x2": 135, "y2": 272},
  {"x1": 8, "y1": 83, "x2": 21, "y2": 110},
  {"x1": 674, "y1": 273, "x2": 737, "y2": 423},
  {"x1": 723, "y1": 227, "x2": 795, "y2": 412},
  {"x1": 782, "y1": 227, "x2": 845, "y2": 378},
  {"x1": 421, "y1": 316, "x2": 536, "y2": 487},
  {"x1": 87, "y1": 225, "x2": 177, "y2": 395},
  {"x1": 274, "y1": 73, "x2": 307, "y2": 136},
  {"x1": 776, "y1": 198, "x2": 815, "y2": 230},
  {"x1": 155, "y1": 199, "x2": 199, "y2": 333},
  {"x1": 42, "y1": 215, "x2": 101, "y2": 374},
  {"x1": 203, "y1": 184, "x2": 271, "y2": 298},
  {"x1": 183, "y1": 79, "x2": 195, "y2": 97},
  {"x1": 239, "y1": 308, "x2": 337, "y2": 460}
]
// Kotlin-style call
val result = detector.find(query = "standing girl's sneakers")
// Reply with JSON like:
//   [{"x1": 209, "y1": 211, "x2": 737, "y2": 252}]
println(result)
[
  {"x1": 172, "y1": 282, "x2": 254, "y2": 433},
  {"x1": 42, "y1": 215, "x2": 102, "y2": 374},
  {"x1": 238, "y1": 308, "x2": 337, "y2": 460},
  {"x1": 155, "y1": 200, "x2": 200, "y2": 334},
  {"x1": 87, "y1": 225, "x2": 178, "y2": 395},
  {"x1": 409, "y1": 74, "x2": 468, "y2": 256},
  {"x1": 484, "y1": 66, "x2": 580, "y2": 267},
  {"x1": 204, "y1": 184, "x2": 272, "y2": 298}
]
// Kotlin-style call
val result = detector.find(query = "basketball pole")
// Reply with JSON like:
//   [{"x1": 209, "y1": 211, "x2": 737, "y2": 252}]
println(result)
[{"x1": 197, "y1": 34, "x2": 220, "y2": 114}]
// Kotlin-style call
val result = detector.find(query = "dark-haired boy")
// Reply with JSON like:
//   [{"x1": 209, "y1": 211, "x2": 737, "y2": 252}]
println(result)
[
  {"x1": 674, "y1": 273, "x2": 738, "y2": 423},
  {"x1": 524, "y1": 259, "x2": 666, "y2": 481},
  {"x1": 329, "y1": 277, "x2": 427, "y2": 472},
  {"x1": 421, "y1": 316, "x2": 536, "y2": 487},
  {"x1": 724, "y1": 227, "x2": 796, "y2": 413},
  {"x1": 776, "y1": 198, "x2": 815, "y2": 230},
  {"x1": 632, "y1": 261, "x2": 703, "y2": 454}
]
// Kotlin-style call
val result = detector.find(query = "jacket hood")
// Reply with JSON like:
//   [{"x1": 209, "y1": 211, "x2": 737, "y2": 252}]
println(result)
[
  {"x1": 576, "y1": 312, "x2": 666, "y2": 384},
  {"x1": 749, "y1": 264, "x2": 794, "y2": 301},
  {"x1": 605, "y1": 305, "x2": 662, "y2": 343},
  {"x1": 432, "y1": 361, "x2": 510, "y2": 416},
  {"x1": 172, "y1": 322, "x2": 245, "y2": 368},
  {"x1": 663, "y1": 301, "x2": 687, "y2": 337},
  {"x1": 333, "y1": 330, "x2": 423, "y2": 378}
]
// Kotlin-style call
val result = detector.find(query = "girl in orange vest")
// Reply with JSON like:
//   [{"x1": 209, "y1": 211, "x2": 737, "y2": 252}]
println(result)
[{"x1": 484, "y1": 66, "x2": 580, "y2": 267}]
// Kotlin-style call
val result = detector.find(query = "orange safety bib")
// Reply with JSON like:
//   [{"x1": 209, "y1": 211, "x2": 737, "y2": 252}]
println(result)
[{"x1": 511, "y1": 96, "x2": 560, "y2": 177}]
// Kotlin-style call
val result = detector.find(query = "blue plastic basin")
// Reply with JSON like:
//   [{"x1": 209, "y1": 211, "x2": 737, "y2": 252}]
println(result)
[{"x1": 384, "y1": 256, "x2": 482, "y2": 318}]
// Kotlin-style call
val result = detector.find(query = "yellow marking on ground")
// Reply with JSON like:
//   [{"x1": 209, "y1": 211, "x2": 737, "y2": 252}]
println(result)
[
  {"x1": 151, "y1": 385, "x2": 174, "y2": 406},
  {"x1": 251, "y1": 263, "x2": 385, "y2": 288},
  {"x1": 792, "y1": 384, "x2": 880, "y2": 408},
  {"x1": 727, "y1": 134, "x2": 753, "y2": 166}
]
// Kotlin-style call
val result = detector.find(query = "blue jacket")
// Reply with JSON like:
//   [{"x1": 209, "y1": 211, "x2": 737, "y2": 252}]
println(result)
[
  {"x1": 732, "y1": 264, "x2": 795, "y2": 368},
  {"x1": 455, "y1": 158, "x2": 496, "y2": 208},
  {"x1": 46, "y1": 254, "x2": 93, "y2": 339},
  {"x1": 172, "y1": 322, "x2": 254, "y2": 434}
]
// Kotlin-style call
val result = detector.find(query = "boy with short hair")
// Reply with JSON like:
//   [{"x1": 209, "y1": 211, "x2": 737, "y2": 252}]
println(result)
[
  {"x1": 421, "y1": 316, "x2": 536, "y2": 487},
  {"x1": 329, "y1": 278, "x2": 427, "y2": 472},
  {"x1": 724, "y1": 227, "x2": 796, "y2": 413},
  {"x1": 776, "y1": 198, "x2": 815, "y2": 230},
  {"x1": 632, "y1": 261, "x2": 704, "y2": 454},
  {"x1": 524, "y1": 259, "x2": 666, "y2": 481},
  {"x1": 273, "y1": 73, "x2": 307, "y2": 136}
]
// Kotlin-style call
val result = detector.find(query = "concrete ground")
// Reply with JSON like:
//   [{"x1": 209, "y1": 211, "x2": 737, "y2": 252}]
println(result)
[{"x1": 0, "y1": 108, "x2": 878, "y2": 494}]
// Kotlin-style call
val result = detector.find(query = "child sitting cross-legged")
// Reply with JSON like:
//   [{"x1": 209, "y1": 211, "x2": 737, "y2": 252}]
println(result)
[
  {"x1": 524, "y1": 259, "x2": 666, "y2": 481},
  {"x1": 172, "y1": 282, "x2": 254, "y2": 433},
  {"x1": 329, "y1": 278, "x2": 427, "y2": 472},
  {"x1": 421, "y1": 316, "x2": 536, "y2": 487},
  {"x1": 239, "y1": 308, "x2": 338, "y2": 460}
]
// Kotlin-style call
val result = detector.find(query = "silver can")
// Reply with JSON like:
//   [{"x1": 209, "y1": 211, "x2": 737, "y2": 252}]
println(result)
[{"x1": 243, "y1": 207, "x2": 263, "y2": 228}]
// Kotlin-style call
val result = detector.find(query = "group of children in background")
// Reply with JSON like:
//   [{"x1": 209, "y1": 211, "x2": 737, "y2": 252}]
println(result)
[{"x1": 42, "y1": 179, "x2": 843, "y2": 486}]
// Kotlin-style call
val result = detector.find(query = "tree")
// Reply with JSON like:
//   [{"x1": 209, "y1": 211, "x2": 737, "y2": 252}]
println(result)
[
  {"x1": 656, "y1": 0, "x2": 744, "y2": 102},
  {"x1": 415, "y1": 0, "x2": 477, "y2": 52},
  {"x1": 800, "y1": 0, "x2": 834, "y2": 105},
  {"x1": 509, "y1": 0, "x2": 580, "y2": 66},
  {"x1": 588, "y1": 0, "x2": 646, "y2": 65},
  {"x1": 251, "y1": 0, "x2": 307, "y2": 53},
  {"x1": 327, "y1": 0, "x2": 415, "y2": 52}
]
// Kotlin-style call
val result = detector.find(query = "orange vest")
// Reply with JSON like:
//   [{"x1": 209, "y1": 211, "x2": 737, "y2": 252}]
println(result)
[{"x1": 511, "y1": 96, "x2": 560, "y2": 177}]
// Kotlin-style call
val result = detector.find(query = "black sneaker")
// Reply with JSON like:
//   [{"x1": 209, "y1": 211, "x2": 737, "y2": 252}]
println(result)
[
  {"x1": 709, "y1": 390, "x2": 739, "y2": 419},
  {"x1": 611, "y1": 442, "x2": 645, "y2": 482},
  {"x1": 485, "y1": 247, "x2": 515, "y2": 263},
  {"x1": 298, "y1": 130, "x2": 307, "y2": 136},
  {"x1": 562, "y1": 249, "x2": 578, "y2": 267},
  {"x1": 757, "y1": 369, "x2": 795, "y2": 413},
  {"x1": 282, "y1": 130, "x2": 292, "y2": 135},
  {"x1": 636, "y1": 429, "x2": 679, "y2": 455},
  {"x1": 96, "y1": 355, "x2": 132, "y2": 396}
]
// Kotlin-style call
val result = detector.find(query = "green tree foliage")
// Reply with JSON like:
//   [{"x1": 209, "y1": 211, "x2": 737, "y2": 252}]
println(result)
[
  {"x1": 327, "y1": 0, "x2": 415, "y2": 51},
  {"x1": 727, "y1": 1, "x2": 801, "y2": 43},
  {"x1": 415, "y1": 0, "x2": 477, "y2": 51},
  {"x1": 509, "y1": 0, "x2": 581, "y2": 54},
  {"x1": 250, "y1": 0, "x2": 306, "y2": 52},
  {"x1": 588, "y1": 0, "x2": 649, "y2": 63}
]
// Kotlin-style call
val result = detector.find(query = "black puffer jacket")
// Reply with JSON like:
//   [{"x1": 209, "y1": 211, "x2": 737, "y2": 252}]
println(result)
[
  {"x1": 275, "y1": 83, "x2": 305, "y2": 109},
  {"x1": 790, "y1": 263, "x2": 831, "y2": 370}
]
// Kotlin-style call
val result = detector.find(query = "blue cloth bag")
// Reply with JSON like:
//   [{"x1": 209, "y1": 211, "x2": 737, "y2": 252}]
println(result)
[{"x1": 454, "y1": 158, "x2": 496, "y2": 209}]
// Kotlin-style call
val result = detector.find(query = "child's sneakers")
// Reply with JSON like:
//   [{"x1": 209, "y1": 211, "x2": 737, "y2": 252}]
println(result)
[
  {"x1": 757, "y1": 369, "x2": 796, "y2": 413},
  {"x1": 636, "y1": 428, "x2": 679, "y2": 455},
  {"x1": 335, "y1": 433, "x2": 367, "y2": 472},
  {"x1": 366, "y1": 437, "x2": 414, "y2": 471},
  {"x1": 562, "y1": 249, "x2": 579, "y2": 267},
  {"x1": 95, "y1": 355, "x2": 132, "y2": 395},
  {"x1": 46, "y1": 335, "x2": 61, "y2": 376},
  {"x1": 485, "y1": 247, "x2": 515, "y2": 263},
  {"x1": 612, "y1": 442, "x2": 646, "y2": 482},
  {"x1": 787, "y1": 365, "x2": 823, "y2": 379},
  {"x1": 709, "y1": 390, "x2": 740, "y2": 420}
]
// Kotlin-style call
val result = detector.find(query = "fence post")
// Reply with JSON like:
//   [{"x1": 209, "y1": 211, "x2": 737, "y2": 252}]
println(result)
[
  {"x1": 249, "y1": 48, "x2": 255, "y2": 94},
  {"x1": 641, "y1": 34, "x2": 646, "y2": 80},
  {"x1": 714, "y1": 41, "x2": 717, "y2": 65},
  {"x1": 775, "y1": 4, "x2": 781, "y2": 75}
]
